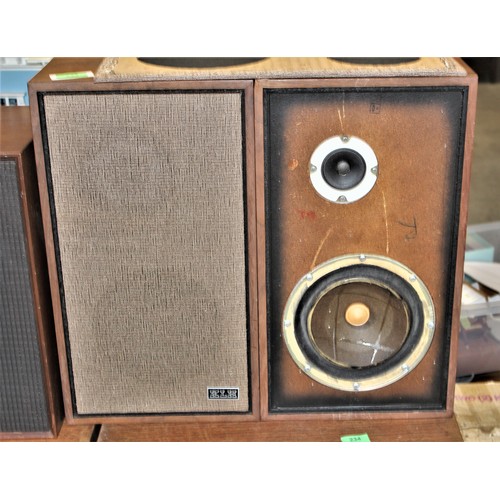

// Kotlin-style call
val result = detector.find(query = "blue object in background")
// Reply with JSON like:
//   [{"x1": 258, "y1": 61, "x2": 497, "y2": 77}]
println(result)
[{"x1": 0, "y1": 69, "x2": 40, "y2": 105}]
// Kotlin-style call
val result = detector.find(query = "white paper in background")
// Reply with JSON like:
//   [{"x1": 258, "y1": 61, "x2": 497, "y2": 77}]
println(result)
[
  {"x1": 464, "y1": 261, "x2": 500, "y2": 295},
  {"x1": 462, "y1": 283, "x2": 487, "y2": 305}
]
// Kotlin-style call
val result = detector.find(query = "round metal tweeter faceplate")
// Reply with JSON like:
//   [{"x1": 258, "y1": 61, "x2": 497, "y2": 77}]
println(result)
[
  {"x1": 309, "y1": 135, "x2": 378, "y2": 204},
  {"x1": 282, "y1": 254, "x2": 436, "y2": 392}
]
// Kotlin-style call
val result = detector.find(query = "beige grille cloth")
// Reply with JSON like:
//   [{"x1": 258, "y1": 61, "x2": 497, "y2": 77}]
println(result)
[{"x1": 43, "y1": 92, "x2": 249, "y2": 414}]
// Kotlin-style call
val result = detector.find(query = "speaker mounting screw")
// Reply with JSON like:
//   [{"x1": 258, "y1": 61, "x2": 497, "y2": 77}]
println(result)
[
  {"x1": 371, "y1": 167, "x2": 378, "y2": 176},
  {"x1": 304, "y1": 364, "x2": 311, "y2": 372},
  {"x1": 306, "y1": 273, "x2": 313, "y2": 281},
  {"x1": 353, "y1": 382, "x2": 360, "y2": 391},
  {"x1": 359, "y1": 254, "x2": 367, "y2": 262},
  {"x1": 428, "y1": 321, "x2": 435, "y2": 329},
  {"x1": 341, "y1": 135, "x2": 349, "y2": 143},
  {"x1": 402, "y1": 364, "x2": 409, "y2": 373},
  {"x1": 337, "y1": 195, "x2": 348, "y2": 203},
  {"x1": 284, "y1": 319, "x2": 291, "y2": 328},
  {"x1": 409, "y1": 274, "x2": 416, "y2": 282},
  {"x1": 310, "y1": 165, "x2": 317, "y2": 173}
]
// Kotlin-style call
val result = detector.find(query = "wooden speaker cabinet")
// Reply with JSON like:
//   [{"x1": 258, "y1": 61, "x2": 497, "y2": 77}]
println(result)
[
  {"x1": 29, "y1": 58, "x2": 476, "y2": 432},
  {"x1": 255, "y1": 60, "x2": 477, "y2": 420},
  {"x1": 29, "y1": 58, "x2": 259, "y2": 424},
  {"x1": 0, "y1": 107, "x2": 63, "y2": 438}
]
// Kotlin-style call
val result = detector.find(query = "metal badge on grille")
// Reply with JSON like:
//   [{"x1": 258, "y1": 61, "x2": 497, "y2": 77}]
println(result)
[{"x1": 207, "y1": 388, "x2": 240, "y2": 400}]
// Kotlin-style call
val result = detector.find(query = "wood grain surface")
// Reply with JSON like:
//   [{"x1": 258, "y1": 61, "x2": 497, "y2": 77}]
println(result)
[
  {"x1": 97, "y1": 417, "x2": 463, "y2": 442},
  {"x1": 1, "y1": 422, "x2": 96, "y2": 442}
]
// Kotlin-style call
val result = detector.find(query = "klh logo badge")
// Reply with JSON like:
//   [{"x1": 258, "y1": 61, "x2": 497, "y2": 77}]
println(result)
[{"x1": 207, "y1": 388, "x2": 240, "y2": 400}]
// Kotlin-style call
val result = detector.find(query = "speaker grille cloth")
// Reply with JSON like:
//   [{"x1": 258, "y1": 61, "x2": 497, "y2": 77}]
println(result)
[
  {"x1": 0, "y1": 160, "x2": 50, "y2": 432},
  {"x1": 42, "y1": 92, "x2": 249, "y2": 414}
]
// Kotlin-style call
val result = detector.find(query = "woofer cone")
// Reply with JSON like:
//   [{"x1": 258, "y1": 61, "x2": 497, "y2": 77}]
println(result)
[
  {"x1": 283, "y1": 254, "x2": 435, "y2": 391},
  {"x1": 297, "y1": 266, "x2": 421, "y2": 374}
]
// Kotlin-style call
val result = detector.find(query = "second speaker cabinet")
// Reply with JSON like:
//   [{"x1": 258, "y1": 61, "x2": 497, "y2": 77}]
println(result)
[
  {"x1": 1, "y1": 107, "x2": 63, "y2": 438},
  {"x1": 29, "y1": 59, "x2": 259, "y2": 423},
  {"x1": 255, "y1": 63, "x2": 477, "y2": 420}
]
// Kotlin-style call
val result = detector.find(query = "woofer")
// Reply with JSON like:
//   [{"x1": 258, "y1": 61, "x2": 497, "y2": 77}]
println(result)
[{"x1": 283, "y1": 254, "x2": 435, "y2": 392}]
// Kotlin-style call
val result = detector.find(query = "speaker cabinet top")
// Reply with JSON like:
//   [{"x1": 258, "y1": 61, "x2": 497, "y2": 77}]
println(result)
[
  {"x1": 28, "y1": 58, "x2": 476, "y2": 91},
  {"x1": 94, "y1": 57, "x2": 468, "y2": 82}
]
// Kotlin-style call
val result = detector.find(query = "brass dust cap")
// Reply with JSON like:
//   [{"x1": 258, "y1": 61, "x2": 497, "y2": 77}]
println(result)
[{"x1": 345, "y1": 302, "x2": 370, "y2": 327}]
